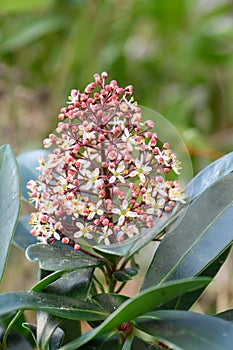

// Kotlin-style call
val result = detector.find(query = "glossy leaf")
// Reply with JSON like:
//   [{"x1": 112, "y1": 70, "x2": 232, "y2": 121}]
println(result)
[
  {"x1": 44, "y1": 269, "x2": 94, "y2": 300},
  {"x1": 13, "y1": 215, "x2": 37, "y2": 251},
  {"x1": 37, "y1": 312, "x2": 65, "y2": 350},
  {"x1": 0, "y1": 291, "x2": 108, "y2": 321},
  {"x1": 79, "y1": 333, "x2": 121, "y2": 350},
  {"x1": 17, "y1": 149, "x2": 46, "y2": 202},
  {"x1": 0, "y1": 327, "x2": 33, "y2": 350},
  {"x1": 48, "y1": 326, "x2": 64, "y2": 350},
  {"x1": 113, "y1": 267, "x2": 138, "y2": 282},
  {"x1": 131, "y1": 336, "x2": 160, "y2": 349},
  {"x1": 37, "y1": 269, "x2": 93, "y2": 349},
  {"x1": 142, "y1": 173, "x2": 233, "y2": 290},
  {"x1": 215, "y1": 309, "x2": 233, "y2": 323},
  {"x1": 26, "y1": 244, "x2": 103, "y2": 271},
  {"x1": 135, "y1": 310, "x2": 233, "y2": 350},
  {"x1": 185, "y1": 151, "x2": 233, "y2": 202},
  {"x1": 0, "y1": 144, "x2": 21, "y2": 284},
  {"x1": 59, "y1": 278, "x2": 210, "y2": 349},
  {"x1": 92, "y1": 294, "x2": 128, "y2": 314},
  {"x1": 158, "y1": 245, "x2": 232, "y2": 311}
]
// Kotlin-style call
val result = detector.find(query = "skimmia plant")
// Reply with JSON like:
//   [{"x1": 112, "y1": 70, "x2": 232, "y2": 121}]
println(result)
[{"x1": 0, "y1": 74, "x2": 233, "y2": 350}]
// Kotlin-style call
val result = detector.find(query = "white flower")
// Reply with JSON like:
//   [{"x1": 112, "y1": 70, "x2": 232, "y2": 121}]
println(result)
[
  {"x1": 121, "y1": 128, "x2": 136, "y2": 152},
  {"x1": 117, "y1": 224, "x2": 139, "y2": 240},
  {"x1": 129, "y1": 159, "x2": 152, "y2": 183},
  {"x1": 112, "y1": 199, "x2": 138, "y2": 226},
  {"x1": 87, "y1": 200, "x2": 104, "y2": 220},
  {"x1": 83, "y1": 168, "x2": 100, "y2": 190},
  {"x1": 109, "y1": 163, "x2": 126, "y2": 184},
  {"x1": 74, "y1": 222, "x2": 93, "y2": 239},
  {"x1": 97, "y1": 226, "x2": 113, "y2": 245},
  {"x1": 169, "y1": 187, "x2": 186, "y2": 204}
]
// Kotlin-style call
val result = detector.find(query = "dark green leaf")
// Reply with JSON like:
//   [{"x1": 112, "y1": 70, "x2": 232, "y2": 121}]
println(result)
[
  {"x1": 0, "y1": 327, "x2": 33, "y2": 350},
  {"x1": 0, "y1": 291, "x2": 108, "y2": 321},
  {"x1": 142, "y1": 173, "x2": 233, "y2": 290},
  {"x1": 17, "y1": 149, "x2": 46, "y2": 202},
  {"x1": 135, "y1": 310, "x2": 233, "y2": 350},
  {"x1": 37, "y1": 269, "x2": 92, "y2": 348},
  {"x1": 92, "y1": 294, "x2": 128, "y2": 314},
  {"x1": 48, "y1": 326, "x2": 64, "y2": 350},
  {"x1": 159, "y1": 245, "x2": 232, "y2": 311},
  {"x1": 79, "y1": 333, "x2": 121, "y2": 350},
  {"x1": 13, "y1": 215, "x2": 37, "y2": 251},
  {"x1": 185, "y1": 151, "x2": 233, "y2": 202},
  {"x1": 59, "y1": 278, "x2": 210, "y2": 349},
  {"x1": 215, "y1": 309, "x2": 233, "y2": 323},
  {"x1": 26, "y1": 244, "x2": 103, "y2": 270},
  {"x1": 0, "y1": 145, "x2": 21, "y2": 283},
  {"x1": 132, "y1": 336, "x2": 160, "y2": 349},
  {"x1": 37, "y1": 311, "x2": 65, "y2": 350},
  {"x1": 44, "y1": 269, "x2": 94, "y2": 300},
  {"x1": 113, "y1": 267, "x2": 138, "y2": 282}
]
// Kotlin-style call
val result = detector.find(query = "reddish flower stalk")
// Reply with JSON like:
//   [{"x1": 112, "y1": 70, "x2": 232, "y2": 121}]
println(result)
[{"x1": 28, "y1": 72, "x2": 185, "y2": 249}]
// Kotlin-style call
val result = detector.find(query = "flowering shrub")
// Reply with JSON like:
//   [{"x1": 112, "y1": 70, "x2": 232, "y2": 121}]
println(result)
[
  {"x1": 0, "y1": 74, "x2": 233, "y2": 350},
  {"x1": 27, "y1": 72, "x2": 185, "y2": 249}
]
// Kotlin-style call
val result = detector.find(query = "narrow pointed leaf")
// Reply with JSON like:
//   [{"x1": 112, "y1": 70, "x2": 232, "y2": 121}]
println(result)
[
  {"x1": 0, "y1": 292, "x2": 108, "y2": 321},
  {"x1": 142, "y1": 173, "x2": 233, "y2": 290},
  {"x1": 135, "y1": 310, "x2": 233, "y2": 350},
  {"x1": 158, "y1": 245, "x2": 232, "y2": 311},
  {"x1": 37, "y1": 269, "x2": 92, "y2": 348},
  {"x1": 0, "y1": 327, "x2": 33, "y2": 350},
  {"x1": 59, "y1": 278, "x2": 210, "y2": 349},
  {"x1": 26, "y1": 244, "x2": 103, "y2": 270},
  {"x1": 185, "y1": 151, "x2": 233, "y2": 201},
  {"x1": 0, "y1": 145, "x2": 21, "y2": 283}
]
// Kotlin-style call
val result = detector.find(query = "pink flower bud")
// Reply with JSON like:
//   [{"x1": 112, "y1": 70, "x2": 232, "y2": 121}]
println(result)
[
  {"x1": 62, "y1": 237, "x2": 69, "y2": 244},
  {"x1": 99, "y1": 190, "x2": 105, "y2": 198},
  {"x1": 102, "y1": 218, "x2": 109, "y2": 226}
]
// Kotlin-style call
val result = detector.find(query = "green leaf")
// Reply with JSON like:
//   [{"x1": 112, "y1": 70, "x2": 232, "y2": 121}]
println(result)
[
  {"x1": 79, "y1": 333, "x2": 121, "y2": 350},
  {"x1": 185, "y1": 151, "x2": 233, "y2": 202},
  {"x1": 113, "y1": 267, "x2": 138, "y2": 282},
  {"x1": 58, "y1": 278, "x2": 210, "y2": 349},
  {"x1": 13, "y1": 215, "x2": 37, "y2": 251},
  {"x1": 131, "y1": 336, "x2": 160, "y2": 349},
  {"x1": 0, "y1": 327, "x2": 33, "y2": 350},
  {"x1": 0, "y1": 145, "x2": 21, "y2": 284},
  {"x1": 159, "y1": 245, "x2": 232, "y2": 311},
  {"x1": 0, "y1": 291, "x2": 108, "y2": 321},
  {"x1": 92, "y1": 294, "x2": 128, "y2": 314},
  {"x1": 135, "y1": 310, "x2": 233, "y2": 350},
  {"x1": 17, "y1": 149, "x2": 46, "y2": 202},
  {"x1": 215, "y1": 309, "x2": 233, "y2": 323},
  {"x1": 36, "y1": 269, "x2": 93, "y2": 348},
  {"x1": 44, "y1": 269, "x2": 94, "y2": 300},
  {"x1": 26, "y1": 244, "x2": 103, "y2": 270},
  {"x1": 142, "y1": 173, "x2": 233, "y2": 290},
  {"x1": 37, "y1": 312, "x2": 65, "y2": 350}
]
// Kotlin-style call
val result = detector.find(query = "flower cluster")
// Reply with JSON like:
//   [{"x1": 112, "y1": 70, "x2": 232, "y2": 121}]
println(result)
[{"x1": 28, "y1": 72, "x2": 185, "y2": 249}]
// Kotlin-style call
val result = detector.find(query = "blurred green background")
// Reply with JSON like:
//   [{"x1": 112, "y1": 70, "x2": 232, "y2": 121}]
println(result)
[{"x1": 0, "y1": 0, "x2": 233, "y2": 315}]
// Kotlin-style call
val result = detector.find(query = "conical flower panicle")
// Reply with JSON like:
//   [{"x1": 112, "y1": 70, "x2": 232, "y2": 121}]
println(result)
[{"x1": 28, "y1": 72, "x2": 185, "y2": 249}]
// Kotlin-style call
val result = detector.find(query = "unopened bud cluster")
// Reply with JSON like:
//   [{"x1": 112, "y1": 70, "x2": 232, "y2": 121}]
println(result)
[{"x1": 28, "y1": 72, "x2": 185, "y2": 248}]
